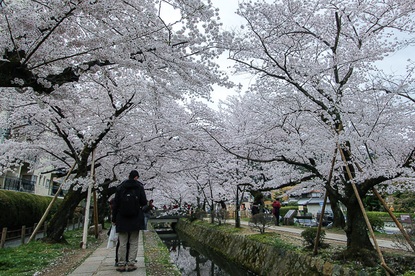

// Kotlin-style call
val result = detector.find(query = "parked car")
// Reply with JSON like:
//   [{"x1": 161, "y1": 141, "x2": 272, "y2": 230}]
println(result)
[{"x1": 316, "y1": 210, "x2": 334, "y2": 226}]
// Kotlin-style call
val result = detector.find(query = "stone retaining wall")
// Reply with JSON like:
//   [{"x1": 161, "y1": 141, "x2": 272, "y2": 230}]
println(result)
[{"x1": 176, "y1": 220, "x2": 359, "y2": 276}]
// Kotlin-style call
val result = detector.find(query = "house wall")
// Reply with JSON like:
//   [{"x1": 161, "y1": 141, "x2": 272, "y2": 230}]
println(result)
[
  {"x1": 307, "y1": 204, "x2": 332, "y2": 217},
  {"x1": 34, "y1": 170, "x2": 53, "y2": 196}
]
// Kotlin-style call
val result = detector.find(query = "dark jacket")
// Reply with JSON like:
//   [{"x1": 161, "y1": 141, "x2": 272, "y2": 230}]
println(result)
[{"x1": 112, "y1": 179, "x2": 147, "y2": 232}]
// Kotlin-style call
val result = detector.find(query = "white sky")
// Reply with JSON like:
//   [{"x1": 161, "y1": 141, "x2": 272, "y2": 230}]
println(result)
[{"x1": 209, "y1": 0, "x2": 250, "y2": 105}]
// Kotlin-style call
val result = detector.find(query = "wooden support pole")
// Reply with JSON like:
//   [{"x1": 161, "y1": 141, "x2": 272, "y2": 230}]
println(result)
[
  {"x1": 1, "y1": 227, "x2": 7, "y2": 248},
  {"x1": 314, "y1": 147, "x2": 337, "y2": 255},
  {"x1": 92, "y1": 165, "x2": 99, "y2": 239},
  {"x1": 372, "y1": 188, "x2": 415, "y2": 252},
  {"x1": 338, "y1": 145, "x2": 395, "y2": 276},
  {"x1": 28, "y1": 162, "x2": 77, "y2": 243},
  {"x1": 21, "y1": 225, "x2": 26, "y2": 245},
  {"x1": 93, "y1": 189, "x2": 99, "y2": 238},
  {"x1": 82, "y1": 148, "x2": 96, "y2": 249}
]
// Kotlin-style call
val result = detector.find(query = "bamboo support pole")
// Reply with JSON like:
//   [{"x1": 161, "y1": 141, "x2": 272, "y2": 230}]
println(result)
[
  {"x1": 21, "y1": 225, "x2": 26, "y2": 245},
  {"x1": 92, "y1": 149, "x2": 99, "y2": 239},
  {"x1": 28, "y1": 162, "x2": 77, "y2": 243},
  {"x1": 313, "y1": 147, "x2": 337, "y2": 255},
  {"x1": 338, "y1": 145, "x2": 395, "y2": 276},
  {"x1": 0, "y1": 228, "x2": 6, "y2": 248},
  {"x1": 372, "y1": 188, "x2": 415, "y2": 252},
  {"x1": 93, "y1": 188, "x2": 99, "y2": 238},
  {"x1": 82, "y1": 149, "x2": 96, "y2": 249}
]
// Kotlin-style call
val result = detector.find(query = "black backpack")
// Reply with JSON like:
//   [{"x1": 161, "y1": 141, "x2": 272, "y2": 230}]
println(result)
[{"x1": 119, "y1": 187, "x2": 140, "y2": 217}]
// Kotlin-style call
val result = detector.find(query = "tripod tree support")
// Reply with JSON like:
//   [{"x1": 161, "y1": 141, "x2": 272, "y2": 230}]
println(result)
[
  {"x1": 28, "y1": 162, "x2": 77, "y2": 243},
  {"x1": 338, "y1": 145, "x2": 395, "y2": 276},
  {"x1": 313, "y1": 147, "x2": 337, "y2": 255}
]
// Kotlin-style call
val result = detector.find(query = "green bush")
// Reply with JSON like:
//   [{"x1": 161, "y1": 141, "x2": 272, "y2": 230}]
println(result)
[
  {"x1": 366, "y1": 212, "x2": 385, "y2": 232},
  {"x1": 249, "y1": 213, "x2": 272, "y2": 234},
  {"x1": 301, "y1": 227, "x2": 326, "y2": 248},
  {"x1": 0, "y1": 190, "x2": 61, "y2": 230},
  {"x1": 188, "y1": 209, "x2": 207, "y2": 222}
]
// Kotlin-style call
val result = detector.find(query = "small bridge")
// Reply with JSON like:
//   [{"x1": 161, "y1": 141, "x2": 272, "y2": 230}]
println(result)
[{"x1": 148, "y1": 216, "x2": 182, "y2": 224}]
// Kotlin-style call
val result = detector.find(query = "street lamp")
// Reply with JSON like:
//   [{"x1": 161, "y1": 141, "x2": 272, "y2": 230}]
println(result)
[{"x1": 235, "y1": 183, "x2": 253, "y2": 228}]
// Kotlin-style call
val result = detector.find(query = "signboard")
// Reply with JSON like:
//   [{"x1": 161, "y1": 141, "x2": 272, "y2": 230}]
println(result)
[{"x1": 400, "y1": 214, "x2": 412, "y2": 224}]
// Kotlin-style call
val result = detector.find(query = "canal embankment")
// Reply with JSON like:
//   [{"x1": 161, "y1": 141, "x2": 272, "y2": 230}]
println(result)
[{"x1": 175, "y1": 219, "x2": 415, "y2": 276}]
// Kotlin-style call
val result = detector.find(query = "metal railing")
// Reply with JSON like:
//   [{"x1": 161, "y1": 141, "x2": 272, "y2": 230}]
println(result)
[{"x1": 0, "y1": 176, "x2": 35, "y2": 193}]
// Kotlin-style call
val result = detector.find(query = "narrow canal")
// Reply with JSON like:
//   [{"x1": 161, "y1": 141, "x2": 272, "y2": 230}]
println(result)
[{"x1": 158, "y1": 230, "x2": 257, "y2": 276}]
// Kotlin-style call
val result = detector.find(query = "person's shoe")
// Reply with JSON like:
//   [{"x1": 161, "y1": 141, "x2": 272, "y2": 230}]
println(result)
[
  {"x1": 116, "y1": 265, "x2": 126, "y2": 272},
  {"x1": 127, "y1": 264, "x2": 138, "y2": 271}
]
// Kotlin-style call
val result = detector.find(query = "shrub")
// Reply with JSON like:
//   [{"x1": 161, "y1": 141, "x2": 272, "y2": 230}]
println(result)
[
  {"x1": 212, "y1": 208, "x2": 227, "y2": 225},
  {"x1": 189, "y1": 209, "x2": 206, "y2": 222},
  {"x1": 249, "y1": 213, "x2": 273, "y2": 234},
  {"x1": 366, "y1": 212, "x2": 385, "y2": 232},
  {"x1": 301, "y1": 227, "x2": 326, "y2": 248}
]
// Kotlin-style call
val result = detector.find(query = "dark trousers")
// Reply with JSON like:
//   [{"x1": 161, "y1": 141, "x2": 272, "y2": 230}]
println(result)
[{"x1": 274, "y1": 211, "x2": 280, "y2": 226}]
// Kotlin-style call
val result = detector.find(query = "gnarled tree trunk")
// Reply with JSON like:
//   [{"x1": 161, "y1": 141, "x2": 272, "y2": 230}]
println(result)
[
  {"x1": 45, "y1": 188, "x2": 86, "y2": 243},
  {"x1": 328, "y1": 192, "x2": 346, "y2": 229},
  {"x1": 344, "y1": 201, "x2": 374, "y2": 251}
]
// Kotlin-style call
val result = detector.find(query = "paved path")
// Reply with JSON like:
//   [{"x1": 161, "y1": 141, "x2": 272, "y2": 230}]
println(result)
[
  {"x1": 68, "y1": 231, "x2": 146, "y2": 276},
  {"x1": 250, "y1": 222, "x2": 404, "y2": 250}
]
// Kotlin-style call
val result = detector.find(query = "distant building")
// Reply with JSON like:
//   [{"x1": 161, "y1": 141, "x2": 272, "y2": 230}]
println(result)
[
  {"x1": 0, "y1": 162, "x2": 61, "y2": 196},
  {"x1": 285, "y1": 189, "x2": 333, "y2": 217}
]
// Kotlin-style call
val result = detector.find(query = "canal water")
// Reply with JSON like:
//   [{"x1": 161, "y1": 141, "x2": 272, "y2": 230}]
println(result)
[{"x1": 158, "y1": 230, "x2": 257, "y2": 276}]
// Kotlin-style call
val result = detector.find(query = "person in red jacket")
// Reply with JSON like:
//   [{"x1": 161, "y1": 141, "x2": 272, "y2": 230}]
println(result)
[{"x1": 272, "y1": 199, "x2": 281, "y2": 226}]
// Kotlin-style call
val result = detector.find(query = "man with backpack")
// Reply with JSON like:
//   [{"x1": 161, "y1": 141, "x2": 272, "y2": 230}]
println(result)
[{"x1": 112, "y1": 170, "x2": 148, "y2": 272}]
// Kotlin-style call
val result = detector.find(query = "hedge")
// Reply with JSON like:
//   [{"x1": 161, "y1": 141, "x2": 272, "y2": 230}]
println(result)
[{"x1": 0, "y1": 190, "x2": 62, "y2": 230}]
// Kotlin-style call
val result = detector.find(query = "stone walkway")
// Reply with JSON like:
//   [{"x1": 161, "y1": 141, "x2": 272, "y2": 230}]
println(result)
[{"x1": 68, "y1": 230, "x2": 146, "y2": 276}]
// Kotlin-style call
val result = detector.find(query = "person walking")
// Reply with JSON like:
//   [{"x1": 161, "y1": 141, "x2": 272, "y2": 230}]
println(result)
[
  {"x1": 215, "y1": 199, "x2": 227, "y2": 220},
  {"x1": 272, "y1": 198, "x2": 281, "y2": 226},
  {"x1": 143, "y1": 199, "x2": 155, "y2": 230},
  {"x1": 112, "y1": 170, "x2": 147, "y2": 272}
]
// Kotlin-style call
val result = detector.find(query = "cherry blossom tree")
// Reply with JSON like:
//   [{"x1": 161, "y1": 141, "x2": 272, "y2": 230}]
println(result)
[
  {"x1": 141, "y1": 101, "x2": 233, "y2": 212},
  {"x1": 0, "y1": 0, "x2": 228, "y2": 96},
  {"x1": 217, "y1": 0, "x2": 415, "y2": 259},
  {"x1": 0, "y1": 0, "x2": 232, "y2": 242}
]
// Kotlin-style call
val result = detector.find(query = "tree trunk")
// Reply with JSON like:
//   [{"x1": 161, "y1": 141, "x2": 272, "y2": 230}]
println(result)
[
  {"x1": 328, "y1": 192, "x2": 346, "y2": 228},
  {"x1": 45, "y1": 188, "x2": 87, "y2": 243},
  {"x1": 97, "y1": 182, "x2": 116, "y2": 228},
  {"x1": 332, "y1": 204, "x2": 345, "y2": 228},
  {"x1": 344, "y1": 200, "x2": 374, "y2": 251}
]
